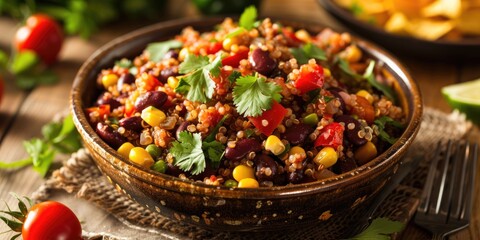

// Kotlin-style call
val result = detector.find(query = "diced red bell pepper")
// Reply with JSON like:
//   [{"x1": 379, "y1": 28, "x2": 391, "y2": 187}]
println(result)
[
  {"x1": 282, "y1": 28, "x2": 302, "y2": 47},
  {"x1": 86, "y1": 104, "x2": 111, "y2": 123},
  {"x1": 295, "y1": 64, "x2": 324, "y2": 94},
  {"x1": 314, "y1": 122, "x2": 344, "y2": 149},
  {"x1": 249, "y1": 101, "x2": 288, "y2": 136},
  {"x1": 222, "y1": 48, "x2": 249, "y2": 68},
  {"x1": 207, "y1": 41, "x2": 223, "y2": 54}
]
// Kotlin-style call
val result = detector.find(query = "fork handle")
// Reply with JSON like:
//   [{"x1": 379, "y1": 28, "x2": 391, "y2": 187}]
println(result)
[{"x1": 432, "y1": 233, "x2": 445, "y2": 240}]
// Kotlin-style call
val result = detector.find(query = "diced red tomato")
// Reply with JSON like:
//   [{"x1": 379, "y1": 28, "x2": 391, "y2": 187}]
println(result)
[
  {"x1": 351, "y1": 96, "x2": 375, "y2": 124},
  {"x1": 249, "y1": 101, "x2": 288, "y2": 136},
  {"x1": 136, "y1": 73, "x2": 161, "y2": 92},
  {"x1": 282, "y1": 28, "x2": 302, "y2": 47},
  {"x1": 314, "y1": 122, "x2": 344, "y2": 149},
  {"x1": 207, "y1": 42, "x2": 223, "y2": 54},
  {"x1": 222, "y1": 48, "x2": 249, "y2": 68},
  {"x1": 86, "y1": 104, "x2": 111, "y2": 123},
  {"x1": 124, "y1": 99, "x2": 135, "y2": 117},
  {"x1": 294, "y1": 64, "x2": 324, "y2": 94}
]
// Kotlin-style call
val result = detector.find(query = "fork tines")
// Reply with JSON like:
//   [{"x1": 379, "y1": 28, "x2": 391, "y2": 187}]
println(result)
[{"x1": 416, "y1": 139, "x2": 478, "y2": 237}]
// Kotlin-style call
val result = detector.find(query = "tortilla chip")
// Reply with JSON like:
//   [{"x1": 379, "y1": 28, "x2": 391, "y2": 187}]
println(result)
[
  {"x1": 422, "y1": 0, "x2": 462, "y2": 19},
  {"x1": 456, "y1": 8, "x2": 480, "y2": 35},
  {"x1": 385, "y1": 12, "x2": 409, "y2": 33},
  {"x1": 406, "y1": 19, "x2": 455, "y2": 40}
]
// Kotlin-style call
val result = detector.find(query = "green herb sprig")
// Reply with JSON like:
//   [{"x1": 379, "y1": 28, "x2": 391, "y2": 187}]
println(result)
[
  {"x1": 290, "y1": 42, "x2": 326, "y2": 65},
  {"x1": 233, "y1": 74, "x2": 282, "y2": 117}
]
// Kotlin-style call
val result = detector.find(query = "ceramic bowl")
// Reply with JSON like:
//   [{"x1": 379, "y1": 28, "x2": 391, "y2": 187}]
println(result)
[{"x1": 70, "y1": 17, "x2": 422, "y2": 239}]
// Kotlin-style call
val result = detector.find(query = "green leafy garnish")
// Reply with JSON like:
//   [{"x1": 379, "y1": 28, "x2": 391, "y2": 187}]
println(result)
[
  {"x1": 374, "y1": 116, "x2": 404, "y2": 145},
  {"x1": 0, "y1": 115, "x2": 82, "y2": 177},
  {"x1": 204, "y1": 114, "x2": 229, "y2": 142},
  {"x1": 350, "y1": 218, "x2": 404, "y2": 240},
  {"x1": 338, "y1": 59, "x2": 396, "y2": 103},
  {"x1": 146, "y1": 40, "x2": 183, "y2": 62},
  {"x1": 290, "y1": 42, "x2": 326, "y2": 65},
  {"x1": 10, "y1": 51, "x2": 39, "y2": 75},
  {"x1": 176, "y1": 53, "x2": 222, "y2": 103},
  {"x1": 170, "y1": 131, "x2": 225, "y2": 175},
  {"x1": 228, "y1": 70, "x2": 242, "y2": 84},
  {"x1": 233, "y1": 74, "x2": 282, "y2": 117},
  {"x1": 115, "y1": 58, "x2": 133, "y2": 69},
  {"x1": 239, "y1": 5, "x2": 257, "y2": 30}
]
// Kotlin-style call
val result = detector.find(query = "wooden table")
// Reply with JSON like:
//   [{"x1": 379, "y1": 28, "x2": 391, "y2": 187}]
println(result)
[{"x1": 1, "y1": 0, "x2": 479, "y2": 239}]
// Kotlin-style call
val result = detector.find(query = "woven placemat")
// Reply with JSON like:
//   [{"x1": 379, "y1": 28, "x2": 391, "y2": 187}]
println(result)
[{"x1": 32, "y1": 107, "x2": 475, "y2": 240}]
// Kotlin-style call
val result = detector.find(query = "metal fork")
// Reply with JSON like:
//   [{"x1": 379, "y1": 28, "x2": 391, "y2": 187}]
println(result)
[{"x1": 414, "y1": 140, "x2": 478, "y2": 240}]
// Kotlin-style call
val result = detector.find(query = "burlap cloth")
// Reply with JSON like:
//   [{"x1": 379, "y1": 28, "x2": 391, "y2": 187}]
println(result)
[{"x1": 32, "y1": 107, "x2": 478, "y2": 240}]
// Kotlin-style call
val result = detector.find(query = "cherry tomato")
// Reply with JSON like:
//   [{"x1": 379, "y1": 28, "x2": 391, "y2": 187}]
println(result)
[
  {"x1": 294, "y1": 63, "x2": 324, "y2": 94},
  {"x1": 249, "y1": 101, "x2": 288, "y2": 136},
  {"x1": 351, "y1": 96, "x2": 375, "y2": 124},
  {"x1": 14, "y1": 14, "x2": 63, "y2": 66},
  {"x1": 314, "y1": 122, "x2": 344, "y2": 149},
  {"x1": 222, "y1": 48, "x2": 249, "y2": 68},
  {"x1": 22, "y1": 201, "x2": 82, "y2": 240}
]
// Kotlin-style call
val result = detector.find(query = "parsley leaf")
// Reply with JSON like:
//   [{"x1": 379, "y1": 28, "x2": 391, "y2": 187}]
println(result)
[
  {"x1": 374, "y1": 116, "x2": 404, "y2": 145},
  {"x1": 146, "y1": 40, "x2": 183, "y2": 62},
  {"x1": 233, "y1": 74, "x2": 282, "y2": 117},
  {"x1": 171, "y1": 132, "x2": 206, "y2": 175},
  {"x1": 202, "y1": 140, "x2": 225, "y2": 168},
  {"x1": 239, "y1": 5, "x2": 257, "y2": 30},
  {"x1": 290, "y1": 42, "x2": 326, "y2": 65},
  {"x1": 176, "y1": 53, "x2": 222, "y2": 103},
  {"x1": 350, "y1": 218, "x2": 404, "y2": 240}
]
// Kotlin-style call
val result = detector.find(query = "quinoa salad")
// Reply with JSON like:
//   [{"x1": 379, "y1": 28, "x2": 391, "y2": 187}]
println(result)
[{"x1": 86, "y1": 7, "x2": 405, "y2": 188}]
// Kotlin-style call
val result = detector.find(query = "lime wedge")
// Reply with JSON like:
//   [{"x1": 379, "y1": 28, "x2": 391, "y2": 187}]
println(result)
[{"x1": 442, "y1": 79, "x2": 480, "y2": 125}]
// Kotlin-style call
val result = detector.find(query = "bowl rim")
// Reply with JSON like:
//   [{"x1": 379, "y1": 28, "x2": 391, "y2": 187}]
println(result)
[{"x1": 71, "y1": 17, "x2": 423, "y2": 198}]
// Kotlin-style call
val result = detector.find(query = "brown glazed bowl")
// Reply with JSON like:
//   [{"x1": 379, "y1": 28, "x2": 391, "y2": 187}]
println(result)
[{"x1": 71, "y1": 17, "x2": 422, "y2": 239}]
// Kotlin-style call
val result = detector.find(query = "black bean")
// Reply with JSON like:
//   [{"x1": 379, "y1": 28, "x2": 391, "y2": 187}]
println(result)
[
  {"x1": 283, "y1": 123, "x2": 314, "y2": 145},
  {"x1": 166, "y1": 162, "x2": 187, "y2": 177},
  {"x1": 96, "y1": 93, "x2": 121, "y2": 110},
  {"x1": 332, "y1": 157, "x2": 358, "y2": 174},
  {"x1": 224, "y1": 138, "x2": 262, "y2": 161},
  {"x1": 159, "y1": 67, "x2": 177, "y2": 83},
  {"x1": 288, "y1": 170, "x2": 304, "y2": 184},
  {"x1": 119, "y1": 116, "x2": 143, "y2": 132},
  {"x1": 335, "y1": 115, "x2": 367, "y2": 146},
  {"x1": 96, "y1": 122, "x2": 126, "y2": 149},
  {"x1": 134, "y1": 91, "x2": 167, "y2": 112},
  {"x1": 249, "y1": 48, "x2": 276, "y2": 76},
  {"x1": 328, "y1": 88, "x2": 347, "y2": 113},
  {"x1": 117, "y1": 73, "x2": 135, "y2": 90},
  {"x1": 164, "y1": 49, "x2": 179, "y2": 60},
  {"x1": 254, "y1": 154, "x2": 278, "y2": 182},
  {"x1": 175, "y1": 121, "x2": 190, "y2": 139}
]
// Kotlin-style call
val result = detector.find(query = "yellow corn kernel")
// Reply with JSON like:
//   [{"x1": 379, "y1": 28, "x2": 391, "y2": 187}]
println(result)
[
  {"x1": 117, "y1": 142, "x2": 135, "y2": 158},
  {"x1": 178, "y1": 48, "x2": 189, "y2": 61},
  {"x1": 344, "y1": 45, "x2": 362, "y2": 62},
  {"x1": 232, "y1": 165, "x2": 255, "y2": 182},
  {"x1": 222, "y1": 37, "x2": 238, "y2": 51},
  {"x1": 354, "y1": 141, "x2": 377, "y2": 164},
  {"x1": 129, "y1": 147, "x2": 154, "y2": 168},
  {"x1": 238, "y1": 178, "x2": 259, "y2": 188},
  {"x1": 141, "y1": 106, "x2": 166, "y2": 127},
  {"x1": 167, "y1": 76, "x2": 179, "y2": 89},
  {"x1": 324, "y1": 68, "x2": 331, "y2": 78},
  {"x1": 314, "y1": 147, "x2": 338, "y2": 169},
  {"x1": 356, "y1": 90, "x2": 374, "y2": 104},
  {"x1": 289, "y1": 146, "x2": 306, "y2": 157},
  {"x1": 265, "y1": 135, "x2": 285, "y2": 155},
  {"x1": 102, "y1": 74, "x2": 118, "y2": 89},
  {"x1": 295, "y1": 29, "x2": 312, "y2": 42}
]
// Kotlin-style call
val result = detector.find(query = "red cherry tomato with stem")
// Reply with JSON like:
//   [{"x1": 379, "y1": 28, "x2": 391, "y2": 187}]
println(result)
[{"x1": 14, "y1": 14, "x2": 63, "y2": 66}]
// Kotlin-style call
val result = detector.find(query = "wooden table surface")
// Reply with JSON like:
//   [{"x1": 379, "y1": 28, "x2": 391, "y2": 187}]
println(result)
[{"x1": 1, "y1": 0, "x2": 479, "y2": 239}]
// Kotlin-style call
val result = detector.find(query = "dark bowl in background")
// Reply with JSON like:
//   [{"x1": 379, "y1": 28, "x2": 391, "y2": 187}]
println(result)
[
  {"x1": 70, "y1": 17, "x2": 422, "y2": 239},
  {"x1": 317, "y1": 0, "x2": 480, "y2": 61}
]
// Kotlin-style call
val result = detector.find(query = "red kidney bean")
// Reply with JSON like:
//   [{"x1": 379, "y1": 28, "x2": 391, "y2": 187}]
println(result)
[
  {"x1": 254, "y1": 154, "x2": 278, "y2": 182},
  {"x1": 166, "y1": 162, "x2": 188, "y2": 177},
  {"x1": 117, "y1": 73, "x2": 135, "y2": 90},
  {"x1": 175, "y1": 121, "x2": 190, "y2": 139},
  {"x1": 335, "y1": 115, "x2": 367, "y2": 146},
  {"x1": 224, "y1": 138, "x2": 262, "y2": 161},
  {"x1": 328, "y1": 88, "x2": 347, "y2": 113},
  {"x1": 164, "y1": 49, "x2": 179, "y2": 60},
  {"x1": 134, "y1": 91, "x2": 167, "y2": 112},
  {"x1": 159, "y1": 67, "x2": 177, "y2": 83},
  {"x1": 96, "y1": 122, "x2": 126, "y2": 149},
  {"x1": 96, "y1": 92, "x2": 121, "y2": 110},
  {"x1": 332, "y1": 157, "x2": 357, "y2": 174},
  {"x1": 249, "y1": 48, "x2": 276, "y2": 76},
  {"x1": 119, "y1": 116, "x2": 143, "y2": 132},
  {"x1": 283, "y1": 123, "x2": 314, "y2": 145}
]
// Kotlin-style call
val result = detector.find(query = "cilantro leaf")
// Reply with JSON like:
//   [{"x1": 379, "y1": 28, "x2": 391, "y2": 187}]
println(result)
[
  {"x1": 239, "y1": 5, "x2": 257, "y2": 30},
  {"x1": 176, "y1": 53, "x2": 222, "y2": 103},
  {"x1": 22, "y1": 139, "x2": 54, "y2": 177},
  {"x1": 290, "y1": 42, "x2": 326, "y2": 65},
  {"x1": 204, "y1": 114, "x2": 229, "y2": 142},
  {"x1": 233, "y1": 74, "x2": 282, "y2": 117},
  {"x1": 146, "y1": 40, "x2": 182, "y2": 62},
  {"x1": 171, "y1": 132, "x2": 206, "y2": 175},
  {"x1": 202, "y1": 140, "x2": 225, "y2": 168},
  {"x1": 228, "y1": 70, "x2": 242, "y2": 84},
  {"x1": 115, "y1": 58, "x2": 133, "y2": 69},
  {"x1": 374, "y1": 116, "x2": 404, "y2": 145},
  {"x1": 350, "y1": 218, "x2": 404, "y2": 240}
]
